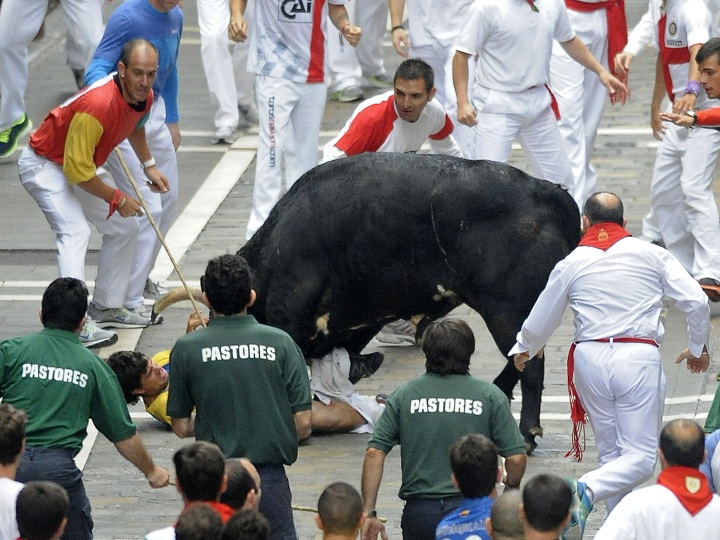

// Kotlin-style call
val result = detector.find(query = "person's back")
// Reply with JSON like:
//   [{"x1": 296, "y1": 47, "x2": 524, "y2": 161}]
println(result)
[{"x1": 15, "y1": 482, "x2": 69, "y2": 540}]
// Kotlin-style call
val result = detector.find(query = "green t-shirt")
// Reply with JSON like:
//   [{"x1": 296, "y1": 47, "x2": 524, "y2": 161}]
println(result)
[
  {"x1": 369, "y1": 373, "x2": 525, "y2": 500},
  {"x1": 167, "y1": 315, "x2": 311, "y2": 465},
  {"x1": 0, "y1": 328, "x2": 137, "y2": 449}
]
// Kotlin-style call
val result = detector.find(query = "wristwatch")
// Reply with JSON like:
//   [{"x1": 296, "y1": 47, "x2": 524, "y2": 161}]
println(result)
[
  {"x1": 366, "y1": 510, "x2": 378, "y2": 518},
  {"x1": 685, "y1": 110, "x2": 698, "y2": 127}
]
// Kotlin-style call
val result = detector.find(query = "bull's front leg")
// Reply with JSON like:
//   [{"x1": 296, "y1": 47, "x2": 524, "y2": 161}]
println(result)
[{"x1": 493, "y1": 353, "x2": 544, "y2": 454}]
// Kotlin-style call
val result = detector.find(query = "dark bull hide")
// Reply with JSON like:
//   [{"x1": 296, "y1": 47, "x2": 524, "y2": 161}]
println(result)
[{"x1": 238, "y1": 153, "x2": 581, "y2": 450}]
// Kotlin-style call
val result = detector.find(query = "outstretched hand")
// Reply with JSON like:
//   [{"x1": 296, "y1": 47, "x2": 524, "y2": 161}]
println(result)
[{"x1": 675, "y1": 348, "x2": 710, "y2": 374}]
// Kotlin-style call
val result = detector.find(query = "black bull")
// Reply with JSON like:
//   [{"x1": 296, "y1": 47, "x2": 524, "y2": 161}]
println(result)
[{"x1": 238, "y1": 153, "x2": 581, "y2": 448}]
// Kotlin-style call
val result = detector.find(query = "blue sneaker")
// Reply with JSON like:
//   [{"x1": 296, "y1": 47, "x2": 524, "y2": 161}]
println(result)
[
  {"x1": 561, "y1": 479, "x2": 592, "y2": 540},
  {"x1": 0, "y1": 114, "x2": 33, "y2": 158}
]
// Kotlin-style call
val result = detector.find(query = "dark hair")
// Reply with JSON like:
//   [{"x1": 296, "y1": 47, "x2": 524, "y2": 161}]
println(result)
[
  {"x1": 16, "y1": 481, "x2": 69, "y2": 540},
  {"x1": 395, "y1": 58, "x2": 434, "y2": 93},
  {"x1": 174, "y1": 442, "x2": 226, "y2": 502},
  {"x1": 0, "y1": 403, "x2": 27, "y2": 465},
  {"x1": 582, "y1": 192, "x2": 624, "y2": 226},
  {"x1": 41, "y1": 278, "x2": 87, "y2": 331},
  {"x1": 660, "y1": 419, "x2": 705, "y2": 469},
  {"x1": 221, "y1": 458, "x2": 257, "y2": 510},
  {"x1": 221, "y1": 509, "x2": 269, "y2": 540},
  {"x1": 489, "y1": 490, "x2": 524, "y2": 540},
  {"x1": 175, "y1": 503, "x2": 224, "y2": 540},
  {"x1": 697, "y1": 37, "x2": 720, "y2": 66},
  {"x1": 120, "y1": 38, "x2": 158, "y2": 68},
  {"x1": 317, "y1": 482, "x2": 363, "y2": 535},
  {"x1": 422, "y1": 319, "x2": 475, "y2": 375},
  {"x1": 449, "y1": 434, "x2": 498, "y2": 498},
  {"x1": 522, "y1": 474, "x2": 571, "y2": 533},
  {"x1": 105, "y1": 351, "x2": 147, "y2": 405},
  {"x1": 202, "y1": 255, "x2": 253, "y2": 315}
]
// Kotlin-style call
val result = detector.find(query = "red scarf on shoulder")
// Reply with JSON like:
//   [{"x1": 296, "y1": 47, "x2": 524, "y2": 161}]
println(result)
[{"x1": 657, "y1": 466, "x2": 713, "y2": 516}]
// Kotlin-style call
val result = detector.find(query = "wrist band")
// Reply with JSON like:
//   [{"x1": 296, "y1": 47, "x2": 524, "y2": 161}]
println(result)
[
  {"x1": 685, "y1": 80, "x2": 701, "y2": 96},
  {"x1": 107, "y1": 188, "x2": 125, "y2": 219},
  {"x1": 142, "y1": 157, "x2": 156, "y2": 169},
  {"x1": 391, "y1": 25, "x2": 404, "y2": 33}
]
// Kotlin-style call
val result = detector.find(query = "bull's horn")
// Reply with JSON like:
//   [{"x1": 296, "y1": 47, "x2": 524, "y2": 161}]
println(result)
[{"x1": 151, "y1": 286, "x2": 204, "y2": 324}]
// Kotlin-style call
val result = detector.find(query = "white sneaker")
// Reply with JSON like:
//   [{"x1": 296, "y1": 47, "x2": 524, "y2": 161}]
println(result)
[
  {"x1": 87, "y1": 304, "x2": 151, "y2": 329},
  {"x1": 211, "y1": 126, "x2": 237, "y2": 144},
  {"x1": 80, "y1": 318, "x2": 118, "y2": 348},
  {"x1": 143, "y1": 279, "x2": 167, "y2": 300},
  {"x1": 374, "y1": 319, "x2": 417, "y2": 346}
]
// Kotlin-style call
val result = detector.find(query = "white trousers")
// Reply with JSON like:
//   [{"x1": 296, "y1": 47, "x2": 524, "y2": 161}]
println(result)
[
  {"x1": 19, "y1": 148, "x2": 138, "y2": 310},
  {"x1": 197, "y1": 0, "x2": 255, "y2": 130},
  {"x1": 327, "y1": 0, "x2": 387, "y2": 92},
  {"x1": 650, "y1": 122, "x2": 720, "y2": 280},
  {"x1": 549, "y1": 8, "x2": 609, "y2": 208},
  {"x1": 0, "y1": 0, "x2": 103, "y2": 129},
  {"x1": 472, "y1": 85, "x2": 575, "y2": 198},
  {"x1": 103, "y1": 97, "x2": 179, "y2": 309},
  {"x1": 574, "y1": 341, "x2": 665, "y2": 512},
  {"x1": 246, "y1": 77, "x2": 326, "y2": 239}
]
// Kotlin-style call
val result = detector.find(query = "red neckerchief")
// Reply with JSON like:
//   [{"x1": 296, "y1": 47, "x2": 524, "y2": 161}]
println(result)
[
  {"x1": 657, "y1": 466, "x2": 713, "y2": 516},
  {"x1": 565, "y1": 0, "x2": 628, "y2": 90},
  {"x1": 578, "y1": 222, "x2": 631, "y2": 250},
  {"x1": 177, "y1": 501, "x2": 237, "y2": 525}
]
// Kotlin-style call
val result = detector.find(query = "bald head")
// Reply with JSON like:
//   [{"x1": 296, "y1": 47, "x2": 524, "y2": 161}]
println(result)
[
  {"x1": 582, "y1": 192, "x2": 624, "y2": 226},
  {"x1": 221, "y1": 458, "x2": 261, "y2": 510},
  {"x1": 488, "y1": 490, "x2": 524, "y2": 540},
  {"x1": 659, "y1": 419, "x2": 705, "y2": 469}
]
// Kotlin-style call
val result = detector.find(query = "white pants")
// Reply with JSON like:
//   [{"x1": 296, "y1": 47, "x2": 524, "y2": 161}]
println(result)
[
  {"x1": 103, "y1": 97, "x2": 179, "y2": 308},
  {"x1": 327, "y1": 0, "x2": 387, "y2": 92},
  {"x1": 549, "y1": 8, "x2": 609, "y2": 208},
  {"x1": 650, "y1": 122, "x2": 720, "y2": 280},
  {"x1": 197, "y1": 0, "x2": 255, "y2": 130},
  {"x1": 0, "y1": 0, "x2": 103, "y2": 129},
  {"x1": 472, "y1": 85, "x2": 575, "y2": 197},
  {"x1": 574, "y1": 341, "x2": 665, "y2": 512},
  {"x1": 19, "y1": 148, "x2": 138, "y2": 310},
  {"x1": 246, "y1": 77, "x2": 326, "y2": 239}
]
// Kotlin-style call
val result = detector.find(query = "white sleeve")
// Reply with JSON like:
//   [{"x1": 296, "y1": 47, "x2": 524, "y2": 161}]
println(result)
[
  {"x1": 624, "y1": 6, "x2": 655, "y2": 56},
  {"x1": 429, "y1": 135, "x2": 463, "y2": 157},
  {"x1": 593, "y1": 499, "x2": 637, "y2": 540},
  {"x1": 660, "y1": 251, "x2": 711, "y2": 357},
  {"x1": 320, "y1": 144, "x2": 347, "y2": 164}
]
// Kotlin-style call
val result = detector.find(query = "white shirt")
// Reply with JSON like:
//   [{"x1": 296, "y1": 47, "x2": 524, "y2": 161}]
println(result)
[
  {"x1": 650, "y1": 0, "x2": 716, "y2": 109},
  {"x1": 0, "y1": 478, "x2": 23, "y2": 540},
  {"x1": 509, "y1": 236, "x2": 710, "y2": 358},
  {"x1": 321, "y1": 91, "x2": 462, "y2": 162},
  {"x1": 405, "y1": 0, "x2": 476, "y2": 49},
  {"x1": 594, "y1": 484, "x2": 720, "y2": 540},
  {"x1": 248, "y1": 0, "x2": 348, "y2": 83},
  {"x1": 455, "y1": 0, "x2": 575, "y2": 92}
]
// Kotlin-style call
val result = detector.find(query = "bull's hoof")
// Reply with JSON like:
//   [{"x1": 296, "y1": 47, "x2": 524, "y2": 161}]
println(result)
[
  {"x1": 523, "y1": 426, "x2": 544, "y2": 455},
  {"x1": 348, "y1": 352, "x2": 385, "y2": 384}
]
